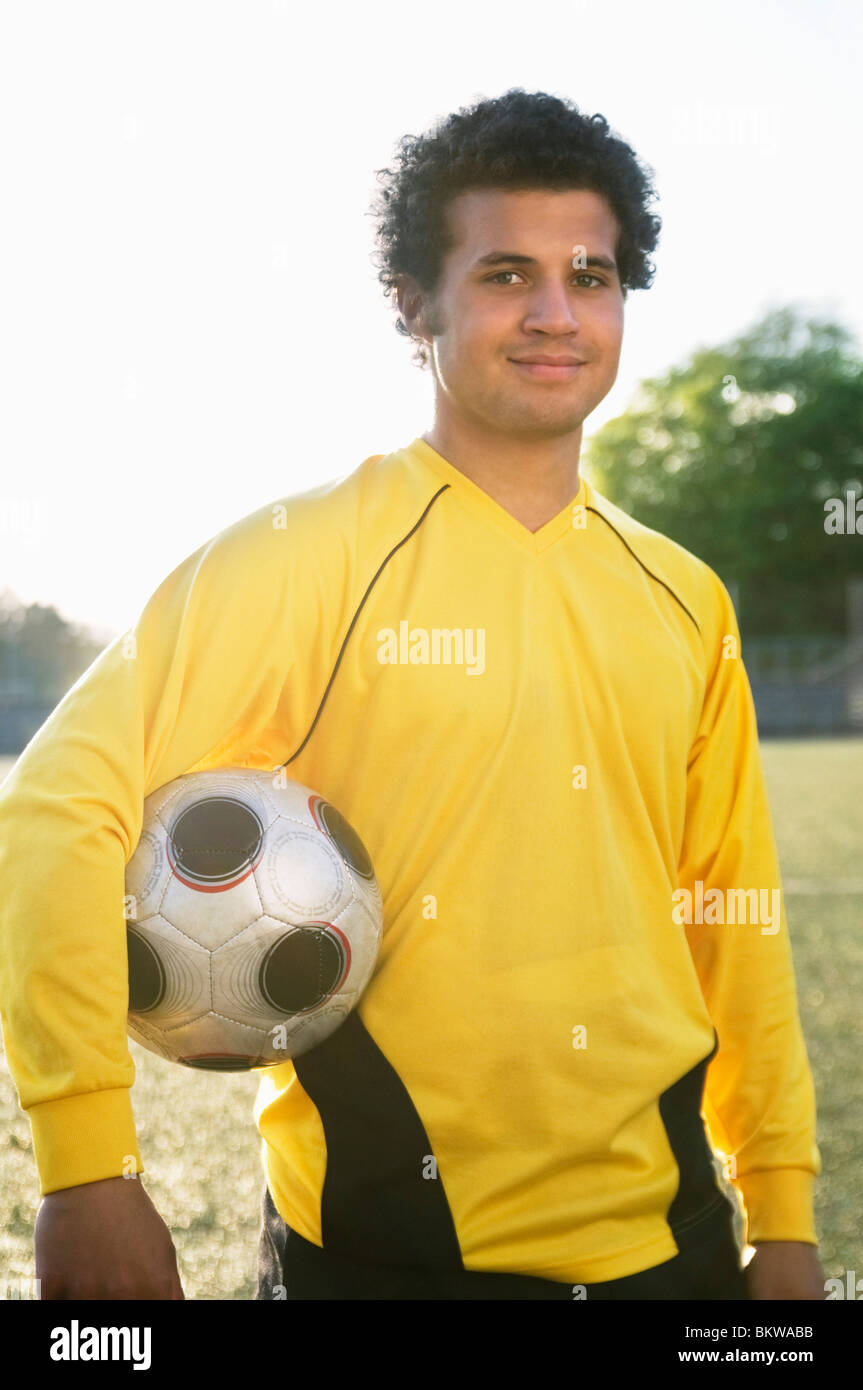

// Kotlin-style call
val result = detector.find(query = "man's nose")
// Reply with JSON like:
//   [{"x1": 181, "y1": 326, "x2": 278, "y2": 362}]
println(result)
[{"x1": 522, "y1": 281, "x2": 581, "y2": 334}]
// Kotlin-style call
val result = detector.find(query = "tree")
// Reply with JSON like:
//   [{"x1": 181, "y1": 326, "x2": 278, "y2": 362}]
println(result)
[{"x1": 585, "y1": 305, "x2": 863, "y2": 634}]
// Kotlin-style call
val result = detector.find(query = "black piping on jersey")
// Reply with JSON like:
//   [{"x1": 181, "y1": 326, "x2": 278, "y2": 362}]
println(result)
[
  {"x1": 585, "y1": 505, "x2": 701, "y2": 636},
  {"x1": 659, "y1": 1030, "x2": 727, "y2": 1250},
  {"x1": 274, "y1": 483, "x2": 451, "y2": 771}
]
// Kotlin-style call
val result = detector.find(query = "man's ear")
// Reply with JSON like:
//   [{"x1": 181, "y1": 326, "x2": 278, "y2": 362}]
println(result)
[{"x1": 396, "y1": 275, "x2": 429, "y2": 342}]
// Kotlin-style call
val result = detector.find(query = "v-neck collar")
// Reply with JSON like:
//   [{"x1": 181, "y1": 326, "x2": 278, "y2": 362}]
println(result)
[{"x1": 405, "y1": 437, "x2": 587, "y2": 556}]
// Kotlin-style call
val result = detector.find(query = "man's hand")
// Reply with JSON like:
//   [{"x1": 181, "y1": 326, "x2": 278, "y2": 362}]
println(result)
[
  {"x1": 35, "y1": 1174, "x2": 185, "y2": 1300},
  {"x1": 745, "y1": 1241, "x2": 826, "y2": 1300}
]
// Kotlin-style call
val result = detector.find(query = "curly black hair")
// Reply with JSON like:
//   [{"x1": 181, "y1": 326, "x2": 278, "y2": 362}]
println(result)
[{"x1": 370, "y1": 88, "x2": 661, "y2": 366}]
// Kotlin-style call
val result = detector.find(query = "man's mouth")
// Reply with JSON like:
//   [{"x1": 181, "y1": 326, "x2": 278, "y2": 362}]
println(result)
[{"x1": 509, "y1": 356, "x2": 586, "y2": 380}]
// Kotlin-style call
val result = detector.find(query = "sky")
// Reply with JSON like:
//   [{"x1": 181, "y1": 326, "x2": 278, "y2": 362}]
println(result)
[{"x1": 1, "y1": 0, "x2": 861, "y2": 641}]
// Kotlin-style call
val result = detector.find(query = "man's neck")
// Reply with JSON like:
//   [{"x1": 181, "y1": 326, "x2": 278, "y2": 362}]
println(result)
[{"x1": 422, "y1": 421, "x2": 583, "y2": 533}]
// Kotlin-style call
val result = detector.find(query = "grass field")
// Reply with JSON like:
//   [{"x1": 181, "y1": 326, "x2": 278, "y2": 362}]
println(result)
[{"x1": 1, "y1": 741, "x2": 861, "y2": 1299}]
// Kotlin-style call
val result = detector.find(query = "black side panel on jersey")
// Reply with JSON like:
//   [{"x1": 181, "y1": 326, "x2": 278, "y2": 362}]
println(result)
[
  {"x1": 659, "y1": 1031, "x2": 727, "y2": 1249},
  {"x1": 293, "y1": 1009, "x2": 464, "y2": 1270}
]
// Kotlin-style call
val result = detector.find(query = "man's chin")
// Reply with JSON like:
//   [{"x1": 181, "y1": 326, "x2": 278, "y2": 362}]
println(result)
[{"x1": 487, "y1": 403, "x2": 592, "y2": 438}]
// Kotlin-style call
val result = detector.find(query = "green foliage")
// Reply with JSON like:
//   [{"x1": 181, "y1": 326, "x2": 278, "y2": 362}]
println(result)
[{"x1": 585, "y1": 306, "x2": 863, "y2": 634}]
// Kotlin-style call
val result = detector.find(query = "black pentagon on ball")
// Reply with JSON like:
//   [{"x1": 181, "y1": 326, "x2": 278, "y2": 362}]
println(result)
[
  {"x1": 182, "y1": 1055, "x2": 258, "y2": 1072},
  {"x1": 169, "y1": 796, "x2": 263, "y2": 884},
  {"x1": 259, "y1": 927, "x2": 347, "y2": 1014},
  {"x1": 317, "y1": 800, "x2": 375, "y2": 880},
  {"x1": 127, "y1": 926, "x2": 166, "y2": 1013}
]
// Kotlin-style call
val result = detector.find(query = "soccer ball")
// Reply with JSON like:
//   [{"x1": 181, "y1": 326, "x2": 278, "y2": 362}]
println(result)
[{"x1": 124, "y1": 768, "x2": 383, "y2": 1070}]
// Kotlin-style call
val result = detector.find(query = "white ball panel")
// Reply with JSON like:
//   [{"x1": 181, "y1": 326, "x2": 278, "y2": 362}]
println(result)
[
  {"x1": 256, "y1": 826, "x2": 348, "y2": 920},
  {"x1": 159, "y1": 869, "x2": 263, "y2": 950},
  {"x1": 160, "y1": 1011, "x2": 269, "y2": 1066}
]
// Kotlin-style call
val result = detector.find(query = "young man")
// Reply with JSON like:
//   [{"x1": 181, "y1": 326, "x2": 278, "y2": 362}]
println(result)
[{"x1": 0, "y1": 90, "x2": 823, "y2": 1301}]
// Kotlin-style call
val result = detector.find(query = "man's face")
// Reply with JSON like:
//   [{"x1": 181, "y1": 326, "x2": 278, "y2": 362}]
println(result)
[{"x1": 408, "y1": 187, "x2": 625, "y2": 440}]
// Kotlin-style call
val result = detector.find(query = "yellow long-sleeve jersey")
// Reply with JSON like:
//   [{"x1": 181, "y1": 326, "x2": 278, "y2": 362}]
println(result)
[{"x1": 0, "y1": 436, "x2": 820, "y2": 1284}]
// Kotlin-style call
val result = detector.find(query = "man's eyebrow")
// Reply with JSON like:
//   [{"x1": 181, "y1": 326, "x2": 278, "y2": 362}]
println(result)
[{"x1": 472, "y1": 251, "x2": 618, "y2": 274}]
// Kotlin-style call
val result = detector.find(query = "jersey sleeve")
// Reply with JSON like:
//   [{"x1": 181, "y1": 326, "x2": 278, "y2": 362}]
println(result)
[
  {"x1": 0, "y1": 503, "x2": 313, "y2": 1195},
  {"x1": 678, "y1": 570, "x2": 821, "y2": 1246}
]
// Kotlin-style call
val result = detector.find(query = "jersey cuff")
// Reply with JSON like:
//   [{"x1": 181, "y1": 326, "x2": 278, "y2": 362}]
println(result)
[
  {"x1": 27, "y1": 1088, "x2": 144, "y2": 1196},
  {"x1": 735, "y1": 1167, "x2": 818, "y2": 1246}
]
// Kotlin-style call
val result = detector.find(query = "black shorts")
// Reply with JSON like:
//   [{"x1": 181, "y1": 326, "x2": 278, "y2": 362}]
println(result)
[{"x1": 255, "y1": 1186, "x2": 750, "y2": 1301}]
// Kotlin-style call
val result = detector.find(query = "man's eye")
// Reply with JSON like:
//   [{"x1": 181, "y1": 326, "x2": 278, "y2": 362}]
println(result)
[{"x1": 486, "y1": 271, "x2": 605, "y2": 287}]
